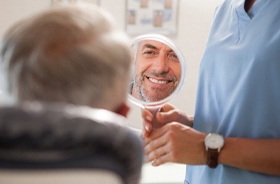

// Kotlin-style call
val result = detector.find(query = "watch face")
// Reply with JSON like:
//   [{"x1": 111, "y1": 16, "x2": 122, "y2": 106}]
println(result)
[{"x1": 205, "y1": 133, "x2": 224, "y2": 149}]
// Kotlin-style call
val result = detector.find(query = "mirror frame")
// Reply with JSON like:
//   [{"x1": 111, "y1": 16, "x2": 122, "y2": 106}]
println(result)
[{"x1": 128, "y1": 33, "x2": 186, "y2": 108}]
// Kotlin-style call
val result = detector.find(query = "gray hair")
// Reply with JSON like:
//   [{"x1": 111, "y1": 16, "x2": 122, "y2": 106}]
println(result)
[{"x1": 0, "y1": 5, "x2": 132, "y2": 111}]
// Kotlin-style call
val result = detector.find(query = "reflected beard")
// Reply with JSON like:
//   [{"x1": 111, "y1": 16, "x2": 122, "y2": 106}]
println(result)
[
  {"x1": 142, "y1": 84, "x2": 176, "y2": 102},
  {"x1": 133, "y1": 74, "x2": 147, "y2": 101},
  {"x1": 134, "y1": 73, "x2": 178, "y2": 102}
]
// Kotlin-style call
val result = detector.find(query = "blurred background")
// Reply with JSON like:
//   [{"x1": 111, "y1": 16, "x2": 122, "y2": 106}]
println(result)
[{"x1": 0, "y1": 0, "x2": 222, "y2": 183}]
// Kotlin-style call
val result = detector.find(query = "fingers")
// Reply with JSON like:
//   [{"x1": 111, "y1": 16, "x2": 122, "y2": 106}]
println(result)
[
  {"x1": 160, "y1": 103, "x2": 175, "y2": 112},
  {"x1": 142, "y1": 109, "x2": 153, "y2": 137},
  {"x1": 145, "y1": 137, "x2": 169, "y2": 165},
  {"x1": 158, "y1": 109, "x2": 191, "y2": 126},
  {"x1": 145, "y1": 142, "x2": 166, "y2": 162},
  {"x1": 142, "y1": 123, "x2": 152, "y2": 137},
  {"x1": 142, "y1": 107, "x2": 167, "y2": 137},
  {"x1": 141, "y1": 108, "x2": 153, "y2": 120},
  {"x1": 144, "y1": 125, "x2": 166, "y2": 144},
  {"x1": 145, "y1": 138, "x2": 175, "y2": 166},
  {"x1": 144, "y1": 126, "x2": 170, "y2": 164},
  {"x1": 143, "y1": 122, "x2": 206, "y2": 167},
  {"x1": 151, "y1": 152, "x2": 170, "y2": 166},
  {"x1": 154, "y1": 104, "x2": 183, "y2": 124}
]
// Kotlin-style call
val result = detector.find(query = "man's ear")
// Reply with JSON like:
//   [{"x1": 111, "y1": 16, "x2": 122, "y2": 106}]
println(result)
[{"x1": 115, "y1": 103, "x2": 130, "y2": 117}]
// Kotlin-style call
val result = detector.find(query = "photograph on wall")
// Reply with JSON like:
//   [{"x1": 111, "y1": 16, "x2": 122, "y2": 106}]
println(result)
[
  {"x1": 52, "y1": 0, "x2": 99, "y2": 6},
  {"x1": 126, "y1": 0, "x2": 178, "y2": 36}
]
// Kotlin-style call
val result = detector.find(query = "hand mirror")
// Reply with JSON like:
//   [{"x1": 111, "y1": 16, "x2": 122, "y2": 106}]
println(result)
[{"x1": 128, "y1": 34, "x2": 186, "y2": 128}]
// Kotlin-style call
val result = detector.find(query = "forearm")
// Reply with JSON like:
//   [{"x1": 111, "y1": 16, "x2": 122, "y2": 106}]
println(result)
[{"x1": 219, "y1": 138, "x2": 280, "y2": 176}]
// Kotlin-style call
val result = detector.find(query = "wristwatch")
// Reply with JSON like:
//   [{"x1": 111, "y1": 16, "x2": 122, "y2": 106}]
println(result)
[{"x1": 204, "y1": 133, "x2": 225, "y2": 168}]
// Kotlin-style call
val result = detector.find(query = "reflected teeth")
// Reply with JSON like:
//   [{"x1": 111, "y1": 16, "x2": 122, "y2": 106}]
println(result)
[{"x1": 149, "y1": 78, "x2": 168, "y2": 84}]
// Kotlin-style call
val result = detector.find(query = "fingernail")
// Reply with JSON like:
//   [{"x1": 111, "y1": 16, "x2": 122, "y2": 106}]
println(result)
[
  {"x1": 152, "y1": 159, "x2": 158, "y2": 166},
  {"x1": 146, "y1": 115, "x2": 152, "y2": 121},
  {"x1": 145, "y1": 125, "x2": 149, "y2": 132}
]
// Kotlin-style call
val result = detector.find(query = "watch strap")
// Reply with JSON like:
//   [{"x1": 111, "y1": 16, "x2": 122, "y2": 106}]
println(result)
[{"x1": 207, "y1": 148, "x2": 219, "y2": 168}]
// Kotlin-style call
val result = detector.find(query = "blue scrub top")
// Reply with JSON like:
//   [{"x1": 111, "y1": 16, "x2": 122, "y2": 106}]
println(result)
[{"x1": 185, "y1": 0, "x2": 280, "y2": 183}]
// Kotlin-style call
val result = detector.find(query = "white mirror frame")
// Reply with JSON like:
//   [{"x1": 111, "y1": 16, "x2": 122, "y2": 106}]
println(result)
[{"x1": 128, "y1": 33, "x2": 186, "y2": 108}]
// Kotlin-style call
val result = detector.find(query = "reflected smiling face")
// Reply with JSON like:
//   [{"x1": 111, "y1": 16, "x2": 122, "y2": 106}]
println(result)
[{"x1": 131, "y1": 40, "x2": 181, "y2": 102}]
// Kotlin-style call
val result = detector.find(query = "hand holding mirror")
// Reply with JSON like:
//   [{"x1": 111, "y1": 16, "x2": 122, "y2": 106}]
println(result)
[{"x1": 129, "y1": 34, "x2": 186, "y2": 129}]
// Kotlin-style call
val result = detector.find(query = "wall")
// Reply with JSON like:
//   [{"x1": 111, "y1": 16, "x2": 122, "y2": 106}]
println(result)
[
  {"x1": 0, "y1": 0, "x2": 222, "y2": 129},
  {"x1": 0, "y1": 0, "x2": 222, "y2": 183},
  {"x1": 123, "y1": 0, "x2": 222, "y2": 129}
]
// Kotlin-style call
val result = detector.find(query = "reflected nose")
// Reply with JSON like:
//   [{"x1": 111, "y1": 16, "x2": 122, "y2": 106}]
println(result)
[{"x1": 153, "y1": 53, "x2": 169, "y2": 73}]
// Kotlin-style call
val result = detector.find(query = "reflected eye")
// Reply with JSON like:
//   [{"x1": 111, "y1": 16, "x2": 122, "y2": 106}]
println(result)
[
  {"x1": 167, "y1": 52, "x2": 179, "y2": 61},
  {"x1": 142, "y1": 50, "x2": 158, "y2": 57}
]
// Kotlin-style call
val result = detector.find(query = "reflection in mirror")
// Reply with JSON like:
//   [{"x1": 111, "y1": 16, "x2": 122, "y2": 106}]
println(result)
[
  {"x1": 129, "y1": 34, "x2": 186, "y2": 108},
  {"x1": 131, "y1": 39, "x2": 181, "y2": 102}
]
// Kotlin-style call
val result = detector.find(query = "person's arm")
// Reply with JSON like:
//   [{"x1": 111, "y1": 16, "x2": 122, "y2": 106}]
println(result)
[
  {"x1": 144, "y1": 122, "x2": 280, "y2": 176},
  {"x1": 220, "y1": 138, "x2": 280, "y2": 176},
  {"x1": 143, "y1": 104, "x2": 280, "y2": 176}
]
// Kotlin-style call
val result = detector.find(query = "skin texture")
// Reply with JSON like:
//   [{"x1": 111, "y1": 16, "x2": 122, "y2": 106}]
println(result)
[
  {"x1": 131, "y1": 40, "x2": 181, "y2": 102},
  {"x1": 142, "y1": 104, "x2": 280, "y2": 176}
]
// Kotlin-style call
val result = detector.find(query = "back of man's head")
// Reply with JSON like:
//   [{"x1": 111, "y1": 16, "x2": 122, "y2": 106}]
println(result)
[{"x1": 0, "y1": 4, "x2": 132, "y2": 113}]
